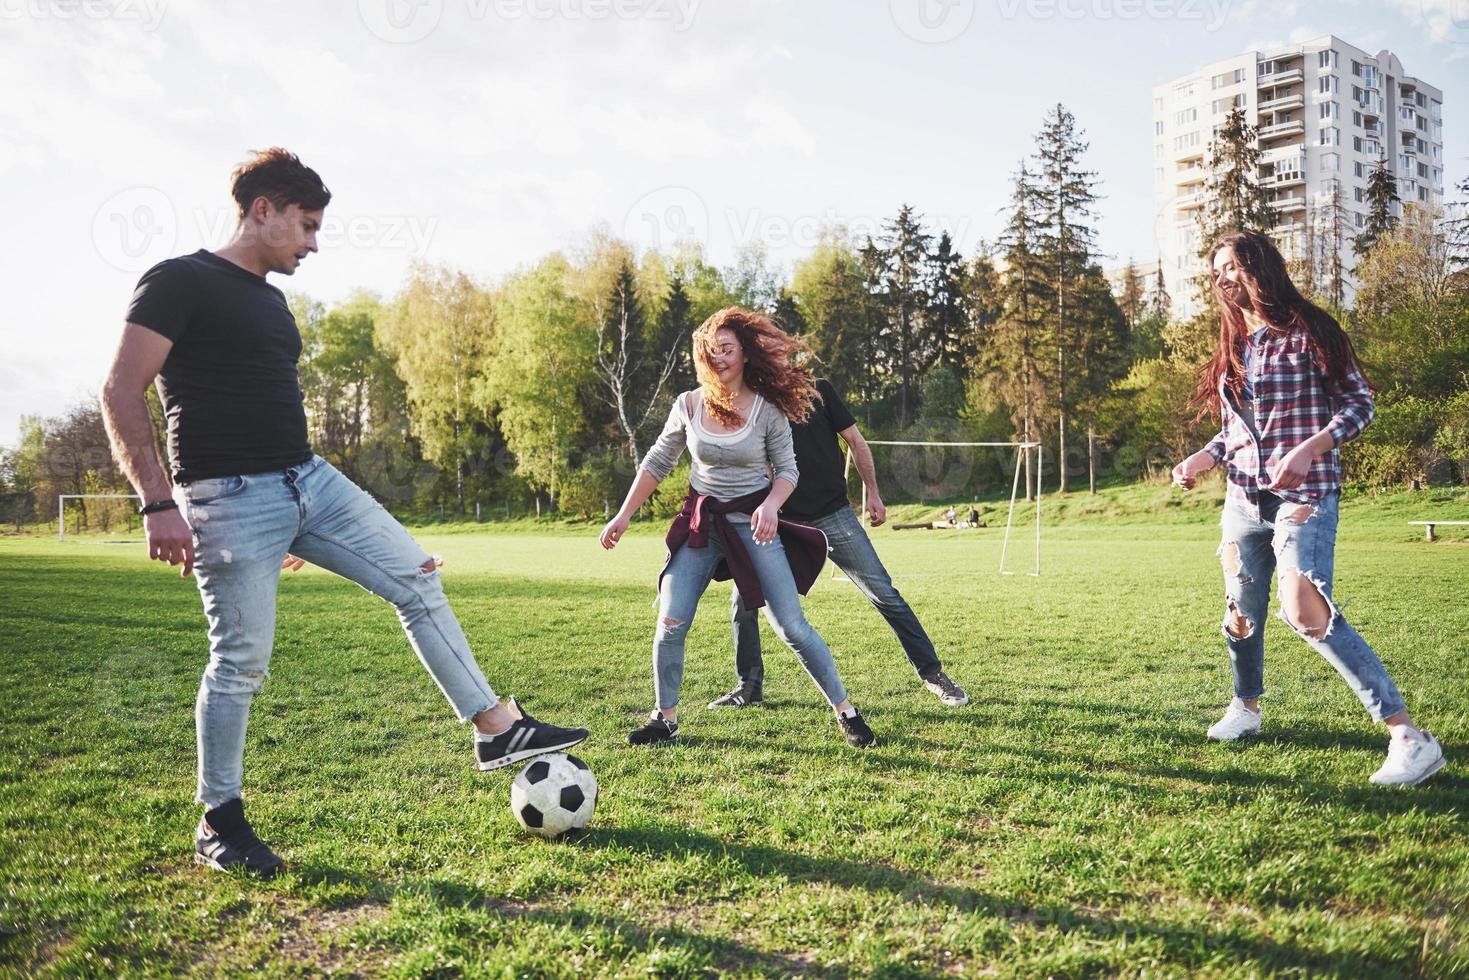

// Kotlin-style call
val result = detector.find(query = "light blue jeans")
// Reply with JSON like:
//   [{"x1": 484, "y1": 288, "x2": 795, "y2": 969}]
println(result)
[
  {"x1": 655, "y1": 521, "x2": 847, "y2": 710},
  {"x1": 1219, "y1": 490, "x2": 1405, "y2": 722},
  {"x1": 174, "y1": 456, "x2": 498, "y2": 807}
]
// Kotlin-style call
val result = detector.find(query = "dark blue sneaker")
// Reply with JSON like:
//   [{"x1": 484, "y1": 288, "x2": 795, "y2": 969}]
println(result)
[
  {"x1": 194, "y1": 798, "x2": 285, "y2": 878},
  {"x1": 475, "y1": 699, "x2": 589, "y2": 771}
]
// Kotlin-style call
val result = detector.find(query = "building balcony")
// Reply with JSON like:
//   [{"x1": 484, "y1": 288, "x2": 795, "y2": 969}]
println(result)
[
  {"x1": 1259, "y1": 94, "x2": 1304, "y2": 112},
  {"x1": 1258, "y1": 68, "x2": 1304, "y2": 87},
  {"x1": 1258, "y1": 119, "x2": 1305, "y2": 140},
  {"x1": 1176, "y1": 190, "x2": 1207, "y2": 210},
  {"x1": 1263, "y1": 170, "x2": 1305, "y2": 188},
  {"x1": 1270, "y1": 195, "x2": 1306, "y2": 212}
]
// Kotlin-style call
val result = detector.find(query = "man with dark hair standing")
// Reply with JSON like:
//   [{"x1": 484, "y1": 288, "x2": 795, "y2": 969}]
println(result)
[
  {"x1": 100, "y1": 148, "x2": 587, "y2": 878},
  {"x1": 709, "y1": 378, "x2": 970, "y2": 710}
]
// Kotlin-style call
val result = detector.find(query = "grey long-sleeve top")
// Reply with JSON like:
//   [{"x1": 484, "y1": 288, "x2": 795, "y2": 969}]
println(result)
[{"x1": 640, "y1": 390, "x2": 799, "y2": 521}]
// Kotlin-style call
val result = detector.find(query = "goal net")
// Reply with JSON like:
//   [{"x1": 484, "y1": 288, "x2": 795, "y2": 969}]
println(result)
[
  {"x1": 57, "y1": 494, "x2": 143, "y2": 539},
  {"x1": 842, "y1": 440, "x2": 1043, "y2": 576}
]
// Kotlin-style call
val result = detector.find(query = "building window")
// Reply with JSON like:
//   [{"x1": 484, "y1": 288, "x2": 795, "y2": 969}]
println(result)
[
  {"x1": 1319, "y1": 101, "x2": 1338, "y2": 120},
  {"x1": 1318, "y1": 49, "x2": 1337, "y2": 69},
  {"x1": 1418, "y1": 162, "x2": 1428, "y2": 178},
  {"x1": 1320, "y1": 127, "x2": 1340, "y2": 146},
  {"x1": 1318, "y1": 75, "x2": 1338, "y2": 94},
  {"x1": 1321, "y1": 152, "x2": 1340, "y2": 172},
  {"x1": 1352, "y1": 110, "x2": 1362, "y2": 127},
  {"x1": 1353, "y1": 161, "x2": 1364, "y2": 178},
  {"x1": 1350, "y1": 59, "x2": 1362, "y2": 77},
  {"x1": 1174, "y1": 108, "x2": 1198, "y2": 125},
  {"x1": 1155, "y1": 120, "x2": 1164, "y2": 135},
  {"x1": 1353, "y1": 187, "x2": 1365, "y2": 203}
]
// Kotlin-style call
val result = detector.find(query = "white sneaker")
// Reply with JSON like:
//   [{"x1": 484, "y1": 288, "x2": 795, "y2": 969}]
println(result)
[
  {"x1": 1207, "y1": 699, "x2": 1261, "y2": 741},
  {"x1": 1369, "y1": 731, "x2": 1445, "y2": 786}
]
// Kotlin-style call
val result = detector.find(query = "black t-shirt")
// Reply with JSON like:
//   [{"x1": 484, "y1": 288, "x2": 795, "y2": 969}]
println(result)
[
  {"x1": 125, "y1": 250, "x2": 311, "y2": 483},
  {"x1": 783, "y1": 379, "x2": 858, "y2": 522}
]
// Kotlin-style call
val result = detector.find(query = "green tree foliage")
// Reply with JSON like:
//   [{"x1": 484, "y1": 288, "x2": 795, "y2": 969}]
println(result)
[
  {"x1": 485, "y1": 254, "x2": 595, "y2": 513},
  {"x1": 378, "y1": 263, "x2": 496, "y2": 514}
]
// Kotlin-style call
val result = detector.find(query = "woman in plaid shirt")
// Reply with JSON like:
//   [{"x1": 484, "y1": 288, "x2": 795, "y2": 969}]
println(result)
[{"x1": 1172, "y1": 230, "x2": 1444, "y2": 786}]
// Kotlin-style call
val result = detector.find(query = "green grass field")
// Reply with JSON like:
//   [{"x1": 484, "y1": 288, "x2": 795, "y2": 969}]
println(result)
[{"x1": 3, "y1": 483, "x2": 1468, "y2": 977}]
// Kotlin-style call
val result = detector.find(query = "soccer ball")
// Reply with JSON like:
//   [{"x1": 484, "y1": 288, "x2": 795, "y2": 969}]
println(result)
[{"x1": 510, "y1": 753, "x2": 598, "y2": 838}]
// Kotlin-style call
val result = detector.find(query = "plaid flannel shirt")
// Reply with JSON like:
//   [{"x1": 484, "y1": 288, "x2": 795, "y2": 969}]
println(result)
[{"x1": 1203, "y1": 326, "x2": 1374, "y2": 516}]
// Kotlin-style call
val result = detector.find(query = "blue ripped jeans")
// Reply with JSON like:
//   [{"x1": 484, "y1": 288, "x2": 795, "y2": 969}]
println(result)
[
  {"x1": 1218, "y1": 490, "x2": 1405, "y2": 722},
  {"x1": 654, "y1": 520, "x2": 847, "y2": 711},
  {"x1": 175, "y1": 456, "x2": 499, "y2": 807}
]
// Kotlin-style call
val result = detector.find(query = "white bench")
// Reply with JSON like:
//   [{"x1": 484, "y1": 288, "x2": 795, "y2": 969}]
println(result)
[{"x1": 1409, "y1": 520, "x2": 1469, "y2": 541}]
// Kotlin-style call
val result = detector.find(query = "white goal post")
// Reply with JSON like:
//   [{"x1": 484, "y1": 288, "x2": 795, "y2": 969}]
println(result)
[
  {"x1": 843, "y1": 441, "x2": 1043, "y2": 577},
  {"x1": 57, "y1": 494, "x2": 142, "y2": 540}
]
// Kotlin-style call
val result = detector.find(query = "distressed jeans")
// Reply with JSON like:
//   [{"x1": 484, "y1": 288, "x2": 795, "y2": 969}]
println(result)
[
  {"x1": 731, "y1": 505, "x2": 943, "y2": 685},
  {"x1": 654, "y1": 520, "x2": 847, "y2": 710},
  {"x1": 175, "y1": 456, "x2": 498, "y2": 807},
  {"x1": 1218, "y1": 489, "x2": 1405, "y2": 722}
]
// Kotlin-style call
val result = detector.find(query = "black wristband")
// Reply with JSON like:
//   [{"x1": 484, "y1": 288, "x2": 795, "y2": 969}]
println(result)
[{"x1": 138, "y1": 499, "x2": 179, "y2": 517}]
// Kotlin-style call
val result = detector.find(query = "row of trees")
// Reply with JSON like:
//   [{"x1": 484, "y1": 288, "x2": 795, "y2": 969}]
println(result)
[{"x1": 4, "y1": 103, "x2": 1466, "y2": 529}]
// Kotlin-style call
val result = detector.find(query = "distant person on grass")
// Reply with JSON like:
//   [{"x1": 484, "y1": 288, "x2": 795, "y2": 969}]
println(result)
[
  {"x1": 1171, "y1": 229, "x2": 1443, "y2": 786},
  {"x1": 710, "y1": 377, "x2": 969, "y2": 710},
  {"x1": 100, "y1": 148, "x2": 588, "y2": 878},
  {"x1": 599, "y1": 308, "x2": 875, "y2": 749}
]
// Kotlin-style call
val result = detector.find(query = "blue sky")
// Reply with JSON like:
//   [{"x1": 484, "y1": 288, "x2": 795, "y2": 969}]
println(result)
[{"x1": 1, "y1": 0, "x2": 1464, "y2": 446}]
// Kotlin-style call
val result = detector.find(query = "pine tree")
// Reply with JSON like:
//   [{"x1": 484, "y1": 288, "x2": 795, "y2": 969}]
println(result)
[
  {"x1": 991, "y1": 161, "x2": 1052, "y2": 500},
  {"x1": 1354, "y1": 158, "x2": 1399, "y2": 258},
  {"x1": 651, "y1": 272, "x2": 696, "y2": 393},
  {"x1": 875, "y1": 205, "x2": 936, "y2": 426},
  {"x1": 1118, "y1": 259, "x2": 1145, "y2": 329},
  {"x1": 1150, "y1": 258, "x2": 1170, "y2": 321},
  {"x1": 1033, "y1": 103, "x2": 1101, "y2": 493},
  {"x1": 926, "y1": 231, "x2": 969, "y2": 375}
]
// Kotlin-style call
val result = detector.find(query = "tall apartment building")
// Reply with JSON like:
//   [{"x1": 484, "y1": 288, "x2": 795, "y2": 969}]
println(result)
[{"x1": 1152, "y1": 35, "x2": 1445, "y2": 317}]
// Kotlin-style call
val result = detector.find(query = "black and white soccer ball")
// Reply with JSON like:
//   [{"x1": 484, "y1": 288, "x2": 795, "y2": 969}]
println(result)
[{"x1": 510, "y1": 753, "x2": 598, "y2": 838}]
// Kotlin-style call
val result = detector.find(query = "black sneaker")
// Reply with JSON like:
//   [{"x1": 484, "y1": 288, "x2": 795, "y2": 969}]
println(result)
[
  {"x1": 707, "y1": 681, "x2": 763, "y2": 709},
  {"x1": 475, "y1": 698, "x2": 589, "y2": 772},
  {"x1": 837, "y1": 710, "x2": 875, "y2": 748},
  {"x1": 628, "y1": 711, "x2": 679, "y2": 746},
  {"x1": 922, "y1": 671, "x2": 969, "y2": 707},
  {"x1": 194, "y1": 798, "x2": 285, "y2": 878}
]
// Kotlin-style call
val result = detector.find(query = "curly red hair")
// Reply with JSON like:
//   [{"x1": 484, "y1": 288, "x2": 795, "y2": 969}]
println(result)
[{"x1": 693, "y1": 307, "x2": 817, "y2": 427}]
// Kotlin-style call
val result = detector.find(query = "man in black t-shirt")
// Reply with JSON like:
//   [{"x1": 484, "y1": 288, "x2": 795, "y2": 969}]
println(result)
[
  {"x1": 100, "y1": 148, "x2": 586, "y2": 877},
  {"x1": 708, "y1": 379, "x2": 970, "y2": 709}
]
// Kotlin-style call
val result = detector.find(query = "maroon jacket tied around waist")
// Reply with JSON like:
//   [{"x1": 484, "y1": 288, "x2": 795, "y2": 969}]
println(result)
[{"x1": 662, "y1": 485, "x2": 828, "y2": 609}]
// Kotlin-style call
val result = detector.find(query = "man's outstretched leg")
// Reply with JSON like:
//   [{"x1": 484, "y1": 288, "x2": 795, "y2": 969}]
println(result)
[
  {"x1": 284, "y1": 459, "x2": 588, "y2": 771},
  {"x1": 817, "y1": 506, "x2": 969, "y2": 707}
]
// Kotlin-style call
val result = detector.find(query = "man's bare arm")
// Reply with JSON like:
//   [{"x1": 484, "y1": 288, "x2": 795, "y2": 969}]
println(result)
[
  {"x1": 101, "y1": 323, "x2": 195, "y2": 575},
  {"x1": 101, "y1": 324, "x2": 173, "y2": 501},
  {"x1": 838, "y1": 424, "x2": 886, "y2": 526}
]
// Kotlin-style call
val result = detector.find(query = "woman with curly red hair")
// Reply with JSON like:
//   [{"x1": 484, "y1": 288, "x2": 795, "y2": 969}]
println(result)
[
  {"x1": 1172, "y1": 230, "x2": 1443, "y2": 786},
  {"x1": 600, "y1": 306, "x2": 875, "y2": 749}
]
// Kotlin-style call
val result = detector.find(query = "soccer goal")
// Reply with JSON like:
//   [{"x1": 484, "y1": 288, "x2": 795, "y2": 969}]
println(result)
[
  {"x1": 57, "y1": 494, "x2": 142, "y2": 540},
  {"x1": 842, "y1": 440, "x2": 1043, "y2": 576}
]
